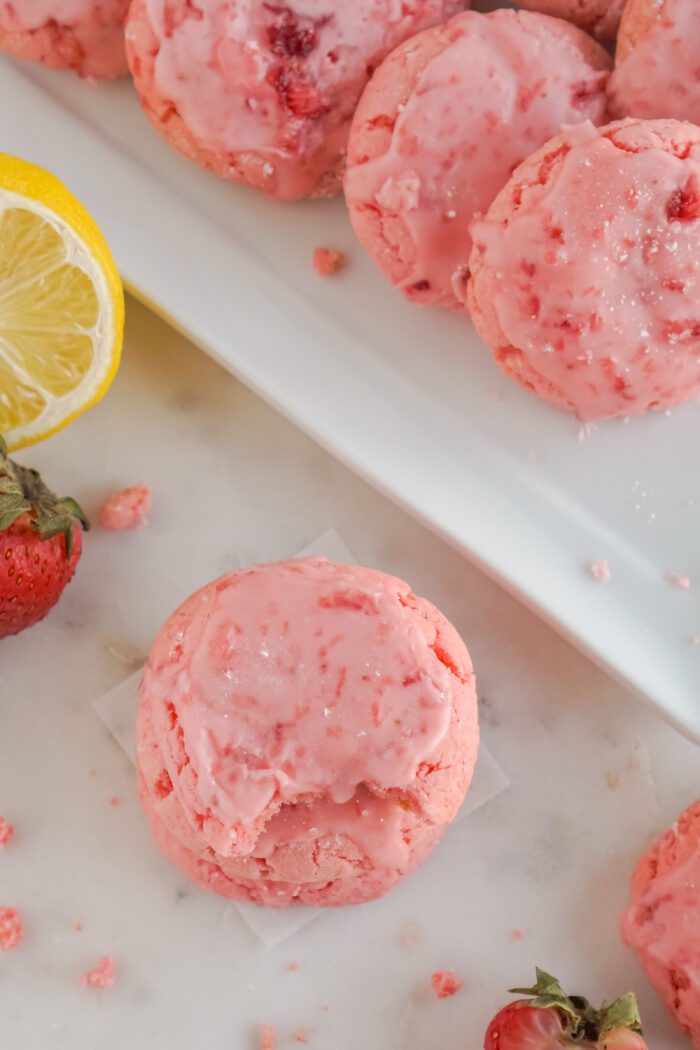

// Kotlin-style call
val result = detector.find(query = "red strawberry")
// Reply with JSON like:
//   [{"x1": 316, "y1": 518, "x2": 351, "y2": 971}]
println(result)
[
  {"x1": 484, "y1": 969, "x2": 648, "y2": 1050},
  {"x1": 0, "y1": 436, "x2": 89, "y2": 639}
]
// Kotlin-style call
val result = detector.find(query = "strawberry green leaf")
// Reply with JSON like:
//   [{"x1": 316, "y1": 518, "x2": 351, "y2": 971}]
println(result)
[
  {"x1": 599, "y1": 994, "x2": 643, "y2": 1035},
  {"x1": 0, "y1": 436, "x2": 90, "y2": 558}
]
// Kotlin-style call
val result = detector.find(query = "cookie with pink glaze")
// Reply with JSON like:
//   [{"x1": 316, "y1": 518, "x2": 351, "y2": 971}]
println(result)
[
  {"x1": 620, "y1": 800, "x2": 700, "y2": 1048},
  {"x1": 468, "y1": 119, "x2": 700, "y2": 421},
  {"x1": 136, "y1": 557, "x2": 479, "y2": 907},
  {"x1": 0, "y1": 1, "x2": 129, "y2": 79},
  {"x1": 345, "y1": 8, "x2": 610, "y2": 310},
  {"x1": 125, "y1": 0, "x2": 465, "y2": 202},
  {"x1": 608, "y1": 0, "x2": 700, "y2": 125},
  {"x1": 516, "y1": 0, "x2": 625, "y2": 40}
]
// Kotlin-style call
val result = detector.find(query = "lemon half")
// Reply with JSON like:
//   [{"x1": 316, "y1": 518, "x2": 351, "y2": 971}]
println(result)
[{"x1": 0, "y1": 154, "x2": 124, "y2": 451}]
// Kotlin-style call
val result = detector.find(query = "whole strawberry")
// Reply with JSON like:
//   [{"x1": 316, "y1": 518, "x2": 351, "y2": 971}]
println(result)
[
  {"x1": 0, "y1": 437, "x2": 89, "y2": 639},
  {"x1": 485, "y1": 969, "x2": 648, "y2": 1050}
]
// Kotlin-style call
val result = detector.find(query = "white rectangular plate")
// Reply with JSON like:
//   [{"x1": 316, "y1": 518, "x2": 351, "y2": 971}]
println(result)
[{"x1": 1, "y1": 58, "x2": 698, "y2": 740}]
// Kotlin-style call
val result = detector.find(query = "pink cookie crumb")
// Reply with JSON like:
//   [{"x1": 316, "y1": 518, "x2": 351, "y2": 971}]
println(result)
[
  {"x1": 72, "y1": 919, "x2": 83, "y2": 933},
  {"x1": 258, "y1": 1024, "x2": 276, "y2": 1050},
  {"x1": 312, "y1": 247, "x2": 346, "y2": 276},
  {"x1": 0, "y1": 817, "x2": 14, "y2": 850},
  {"x1": 667, "y1": 570, "x2": 691, "y2": 590},
  {"x1": 81, "y1": 956, "x2": 116, "y2": 989},
  {"x1": 286, "y1": 961, "x2": 299, "y2": 973},
  {"x1": 99, "y1": 485, "x2": 152, "y2": 531},
  {"x1": 293, "y1": 1026, "x2": 313, "y2": 1044},
  {"x1": 511, "y1": 929, "x2": 525, "y2": 941},
  {"x1": 588, "y1": 559, "x2": 611, "y2": 583},
  {"x1": 401, "y1": 924, "x2": 419, "y2": 948},
  {"x1": 109, "y1": 796, "x2": 121, "y2": 807},
  {"x1": 431, "y1": 970, "x2": 463, "y2": 998},
  {"x1": 0, "y1": 907, "x2": 24, "y2": 951}
]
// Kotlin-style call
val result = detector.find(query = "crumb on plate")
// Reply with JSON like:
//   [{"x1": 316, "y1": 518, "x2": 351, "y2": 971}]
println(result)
[
  {"x1": 293, "y1": 1026, "x2": 313, "y2": 1044},
  {"x1": 667, "y1": 570, "x2": 691, "y2": 590},
  {"x1": 431, "y1": 970, "x2": 463, "y2": 998},
  {"x1": 81, "y1": 956, "x2": 116, "y2": 989},
  {"x1": 312, "y1": 247, "x2": 346, "y2": 276},
  {"x1": 72, "y1": 919, "x2": 83, "y2": 933},
  {"x1": 588, "y1": 559, "x2": 611, "y2": 583},
  {"x1": 0, "y1": 907, "x2": 24, "y2": 951},
  {"x1": 0, "y1": 817, "x2": 14, "y2": 849},
  {"x1": 511, "y1": 929, "x2": 524, "y2": 941},
  {"x1": 109, "y1": 796, "x2": 121, "y2": 807},
  {"x1": 99, "y1": 485, "x2": 152, "y2": 531}
]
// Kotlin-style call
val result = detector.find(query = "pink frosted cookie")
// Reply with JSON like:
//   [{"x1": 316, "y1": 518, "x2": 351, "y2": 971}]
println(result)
[
  {"x1": 125, "y1": 0, "x2": 465, "y2": 202},
  {"x1": 608, "y1": 0, "x2": 700, "y2": 125},
  {"x1": 468, "y1": 119, "x2": 700, "y2": 421},
  {"x1": 516, "y1": 0, "x2": 625, "y2": 40},
  {"x1": 0, "y1": 1, "x2": 129, "y2": 79},
  {"x1": 136, "y1": 557, "x2": 479, "y2": 907},
  {"x1": 620, "y1": 800, "x2": 700, "y2": 1048},
  {"x1": 345, "y1": 9, "x2": 610, "y2": 310}
]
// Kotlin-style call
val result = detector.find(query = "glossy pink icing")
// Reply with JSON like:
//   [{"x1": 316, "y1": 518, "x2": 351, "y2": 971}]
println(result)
[
  {"x1": 469, "y1": 120, "x2": 700, "y2": 420},
  {"x1": 139, "y1": 558, "x2": 469, "y2": 865},
  {"x1": 609, "y1": 0, "x2": 700, "y2": 125},
  {"x1": 0, "y1": 0, "x2": 129, "y2": 72},
  {"x1": 621, "y1": 809, "x2": 700, "y2": 1047},
  {"x1": 345, "y1": 9, "x2": 610, "y2": 310},
  {"x1": 140, "y1": 0, "x2": 463, "y2": 200}
]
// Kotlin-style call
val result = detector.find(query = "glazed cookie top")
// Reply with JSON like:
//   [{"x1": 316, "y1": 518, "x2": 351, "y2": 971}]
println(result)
[
  {"x1": 139, "y1": 557, "x2": 476, "y2": 857},
  {"x1": 469, "y1": 119, "x2": 700, "y2": 420},
  {"x1": 345, "y1": 8, "x2": 610, "y2": 308},
  {"x1": 138, "y1": 0, "x2": 464, "y2": 200},
  {"x1": 621, "y1": 801, "x2": 700, "y2": 1035},
  {"x1": 0, "y1": 0, "x2": 126, "y2": 29},
  {"x1": 609, "y1": 0, "x2": 700, "y2": 124}
]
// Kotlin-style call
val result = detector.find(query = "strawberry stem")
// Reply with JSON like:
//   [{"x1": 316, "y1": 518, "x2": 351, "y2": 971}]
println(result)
[
  {"x1": 509, "y1": 969, "x2": 643, "y2": 1042},
  {"x1": 0, "y1": 436, "x2": 90, "y2": 558}
]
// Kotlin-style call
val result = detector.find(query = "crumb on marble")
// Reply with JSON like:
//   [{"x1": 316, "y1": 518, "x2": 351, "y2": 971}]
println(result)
[
  {"x1": 606, "y1": 771, "x2": 620, "y2": 790},
  {"x1": 81, "y1": 956, "x2": 116, "y2": 989},
  {"x1": 0, "y1": 907, "x2": 24, "y2": 951},
  {"x1": 0, "y1": 817, "x2": 14, "y2": 850},
  {"x1": 99, "y1": 485, "x2": 152, "y2": 531},
  {"x1": 72, "y1": 919, "x2": 83, "y2": 933},
  {"x1": 401, "y1": 924, "x2": 419, "y2": 949},
  {"x1": 286, "y1": 960, "x2": 299, "y2": 973},
  {"x1": 588, "y1": 559, "x2": 611, "y2": 584},
  {"x1": 109, "y1": 796, "x2": 121, "y2": 807},
  {"x1": 293, "y1": 1026, "x2": 313, "y2": 1044},
  {"x1": 312, "y1": 247, "x2": 346, "y2": 277},
  {"x1": 258, "y1": 1023, "x2": 276, "y2": 1050},
  {"x1": 511, "y1": 929, "x2": 524, "y2": 941},
  {"x1": 667, "y1": 570, "x2": 691, "y2": 590},
  {"x1": 431, "y1": 970, "x2": 463, "y2": 999}
]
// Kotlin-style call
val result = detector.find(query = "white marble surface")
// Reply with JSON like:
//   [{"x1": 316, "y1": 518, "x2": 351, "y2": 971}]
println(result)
[{"x1": 0, "y1": 298, "x2": 697, "y2": 1049}]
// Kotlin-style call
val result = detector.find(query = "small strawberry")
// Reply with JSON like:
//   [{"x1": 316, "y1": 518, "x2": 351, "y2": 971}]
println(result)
[
  {"x1": 0, "y1": 436, "x2": 89, "y2": 639},
  {"x1": 484, "y1": 969, "x2": 648, "y2": 1050}
]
